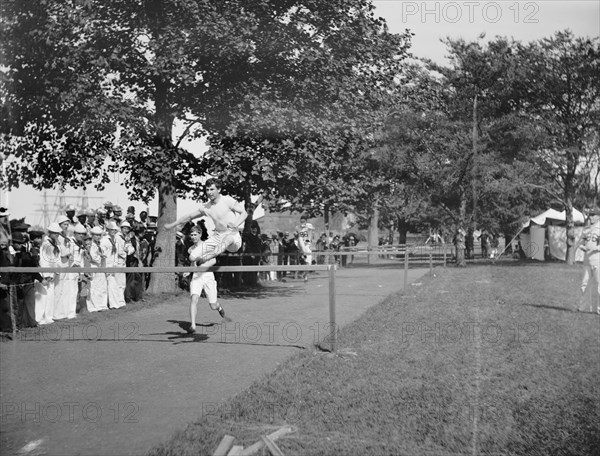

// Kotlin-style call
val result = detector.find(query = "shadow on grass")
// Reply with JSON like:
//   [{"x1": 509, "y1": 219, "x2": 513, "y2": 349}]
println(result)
[
  {"x1": 490, "y1": 258, "x2": 581, "y2": 269},
  {"x1": 165, "y1": 331, "x2": 210, "y2": 344},
  {"x1": 342, "y1": 262, "x2": 433, "y2": 270},
  {"x1": 167, "y1": 319, "x2": 218, "y2": 333},
  {"x1": 523, "y1": 303, "x2": 579, "y2": 313},
  {"x1": 218, "y1": 283, "x2": 310, "y2": 300},
  {"x1": 159, "y1": 319, "x2": 307, "y2": 348}
]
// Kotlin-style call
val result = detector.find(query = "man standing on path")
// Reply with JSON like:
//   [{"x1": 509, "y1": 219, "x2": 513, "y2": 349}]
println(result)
[
  {"x1": 577, "y1": 208, "x2": 600, "y2": 313},
  {"x1": 165, "y1": 178, "x2": 247, "y2": 265}
]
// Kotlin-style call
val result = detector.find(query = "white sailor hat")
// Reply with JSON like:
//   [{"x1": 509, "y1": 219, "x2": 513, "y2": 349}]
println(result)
[
  {"x1": 74, "y1": 224, "x2": 88, "y2": 234},
  {"x1": 56, "y1": 215, "x2": 70, "y2": 225},
  {"x1": 47, "y1": 223, "x2": 62, "y2": 233},
  {"x1": 90, "y1": 226, "x2": 104, "y2": 235}
]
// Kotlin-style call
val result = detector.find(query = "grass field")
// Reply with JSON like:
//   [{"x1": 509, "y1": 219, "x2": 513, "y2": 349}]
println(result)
[{"x1": 147, "y1": 262, "x2": 599, "y2": 456}]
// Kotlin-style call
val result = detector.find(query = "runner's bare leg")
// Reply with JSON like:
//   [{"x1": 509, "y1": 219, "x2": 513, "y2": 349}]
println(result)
[{"x1": 189, "y1": 294, "x2": 200, "y2": 333}]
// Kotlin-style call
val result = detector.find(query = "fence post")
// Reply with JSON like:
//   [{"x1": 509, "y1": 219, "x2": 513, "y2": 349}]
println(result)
[
  {"x1": 328, "y1": 265, "x2": 337, "y2": 352},
  {"x1": 443, "y1": 244, "x2": 447, "y2": 267},
  {"x1": 429, "y1": 250, "x2": 433, "y2": 275},
  {"x1": 403, "y1": 244, "x2": 409, "y2": 290},
  {"x1": 8, "y1": 285, "x2": 17, "y2": 341}
]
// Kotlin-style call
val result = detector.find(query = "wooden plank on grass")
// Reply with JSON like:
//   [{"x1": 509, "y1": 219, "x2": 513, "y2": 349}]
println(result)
[
  {"x1": 227, "y1": 445, "x2": 244, "y2": 456},
  {"x1": 239, "y1": 427, "x2": 293, "y2": 456},
  {"x1": 261, "y1": 435, "x2": 285, "y2": 456},
  {"x1": 213, "y1": 435, "x2": 235, "y2": 456}
]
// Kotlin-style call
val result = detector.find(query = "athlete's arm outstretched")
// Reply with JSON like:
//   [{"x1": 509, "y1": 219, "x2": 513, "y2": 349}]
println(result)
[{"x1": 164, "y1": 207, "x2": 205, "y2": 230}]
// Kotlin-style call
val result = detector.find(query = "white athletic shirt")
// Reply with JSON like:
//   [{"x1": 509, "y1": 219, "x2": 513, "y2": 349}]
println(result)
[
  {"x1": 295, "y1": 222, "x2": 314, "y2": 252},
  {"x1": 200, "y1": 195, "x2": 243, "y2": 232}
]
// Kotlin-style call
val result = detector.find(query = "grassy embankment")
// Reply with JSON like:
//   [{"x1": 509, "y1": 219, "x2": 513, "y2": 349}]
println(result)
[{"x1": 146, "y1": 261, "x2": 599, "y2": 455}]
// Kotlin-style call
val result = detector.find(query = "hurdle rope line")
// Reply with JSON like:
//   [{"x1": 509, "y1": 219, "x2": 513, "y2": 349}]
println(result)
[
  {"x1": 0, "y1": 264, "x2": 339, "y2": 350},
  {"x1": 1, "y1": 247, "x2": 448, "y2": 349}
]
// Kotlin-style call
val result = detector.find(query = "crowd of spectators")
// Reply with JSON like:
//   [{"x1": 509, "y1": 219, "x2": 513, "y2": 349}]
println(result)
[
  {"x1": 0, "y1": 203, "x2": 158, "y2": 332},
  {"x1": 0, "y1": 202, "x2": 360, "y2": 333}
]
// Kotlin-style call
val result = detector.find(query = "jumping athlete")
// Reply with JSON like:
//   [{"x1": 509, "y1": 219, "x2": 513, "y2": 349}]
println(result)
[{"x1": 165, "y1": 178, "x2": 247, "y2": 264}]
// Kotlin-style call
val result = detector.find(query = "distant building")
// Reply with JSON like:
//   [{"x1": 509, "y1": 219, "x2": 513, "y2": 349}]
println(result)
[{"x1": 257, "y1": 208, "x2": 348, "y2": 235}]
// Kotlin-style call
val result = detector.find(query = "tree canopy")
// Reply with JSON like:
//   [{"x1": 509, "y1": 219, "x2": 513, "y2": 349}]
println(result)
[
  {"x1": 1, "y1": 0, "x2": 411, "y2": 289},
  {"x1": 1, "y1": 0, "x2": 597, "y2": 273}
]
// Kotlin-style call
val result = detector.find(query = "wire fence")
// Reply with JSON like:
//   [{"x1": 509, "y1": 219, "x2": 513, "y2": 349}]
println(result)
[
  {"x1": 208, "y1": 242, "x2": 452, "y2": 267},
  {"x1": 0, "y1": 245, "x2": 452, "y2": 351}
]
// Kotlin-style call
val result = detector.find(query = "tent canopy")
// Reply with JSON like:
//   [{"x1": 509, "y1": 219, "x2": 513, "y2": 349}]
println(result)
[{"x1": 523, "y1": 208, "x2": 585, "y2": 228}]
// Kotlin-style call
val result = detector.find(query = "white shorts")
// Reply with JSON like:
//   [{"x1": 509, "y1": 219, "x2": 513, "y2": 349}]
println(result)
[
  {"x1": 205, "y1": 229, "x2": 242, "y2": 254},
  {"x1": 190, "y1": 272, "x2": 217, "y2": 303}
]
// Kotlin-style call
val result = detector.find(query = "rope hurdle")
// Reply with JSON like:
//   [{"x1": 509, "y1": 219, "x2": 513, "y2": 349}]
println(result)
[
  {"x1": 1, "y1": 247, "x2": 446, "y2": 350},
  {"x1": 0, "y1": 264, "x2": 338, "y2": 351}
]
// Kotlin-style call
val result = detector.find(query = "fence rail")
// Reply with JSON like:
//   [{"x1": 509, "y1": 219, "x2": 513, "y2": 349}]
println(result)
[{"x1": 0, "y1": 247, "x2": 449, "y2": 350}]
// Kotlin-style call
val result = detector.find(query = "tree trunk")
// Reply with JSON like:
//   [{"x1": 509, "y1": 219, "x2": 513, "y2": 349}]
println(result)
[
  {"x1": 397, "y1": 217, "x2": 408, "y2": 245},
  {"x1": 471, "y1": 94, "x2": 478, "y2": 229},
  {"x1": 564, "y1": 201, "x2": 576, "y2": 265},
  {"x1": 148, "y1": 178, "x2": 178, "y2": 294},
  {"x1": 242, "y1": 181, "x2": 254, "y2": 233},
  {"x1": 367, "y1": 203, "x2": 379, "y2": 252},
  {"x1": 564, "y1": 157, "x2": 577, "y2": 265},
  {"x1": 459, "y1": 185, "x2": 468, "y2": 228},
  {"x1": 147, "y1": 74, "x2": 177, "y2": 294}
]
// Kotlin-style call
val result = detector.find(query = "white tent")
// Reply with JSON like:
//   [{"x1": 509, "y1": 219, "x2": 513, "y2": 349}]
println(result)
[
  {"x1": 519, "y1": 208, "x2": 585, "y2": 261},
  {"x1": 522, "y1": 208, "x2": 585, "y2": 228}
]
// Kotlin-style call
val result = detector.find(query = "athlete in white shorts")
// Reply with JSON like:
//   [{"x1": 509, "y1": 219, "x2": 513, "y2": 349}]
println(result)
[{"x1": 186, "y1": 226, "x2": 225, "y2": 334}]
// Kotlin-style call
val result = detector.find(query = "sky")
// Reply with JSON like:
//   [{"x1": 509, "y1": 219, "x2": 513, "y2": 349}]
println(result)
[
  {"x1": 2, "y1": 0, "x2": 599, "y2": 226},
  {"x1": 375, "y1": 0, "x2": 599, "y2": 63}
]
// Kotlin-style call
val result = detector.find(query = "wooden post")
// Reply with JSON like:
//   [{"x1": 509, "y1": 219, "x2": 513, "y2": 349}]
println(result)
[
  {"x1": 213, "y1": 435, "x2": 235, "y2": 456},
  {"x1": 403, "y1": 244, "x2": 409, "y2": 290},
  {"x1": 239, "y1": 426, "x2": 293, "y2": 456},
  {"x1": 443, "y1": 244, "x2": 447, "y2": 267},
  {"x1": 261, "y1": 436, "x2": 284, "y2": 456},
  {"x1": 328, "y1": 264, "x2": 337, "y2": 352},
  {"x1": 429, "y1": 250, "x2": 433, "y2": 275},
  {"x1": 8, "y1": 284, "x2": 17, "y2": 340}
]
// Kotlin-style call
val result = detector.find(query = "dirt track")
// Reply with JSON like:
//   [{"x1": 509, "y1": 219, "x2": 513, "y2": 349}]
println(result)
[{"x1": 1, "y1": 264, "x2": 427, "y2": 456}]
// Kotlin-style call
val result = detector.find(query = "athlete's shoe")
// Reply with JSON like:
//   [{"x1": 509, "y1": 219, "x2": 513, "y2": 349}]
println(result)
[{"x1": 218, "y1": 307, "x2": 225, "y2": 318}]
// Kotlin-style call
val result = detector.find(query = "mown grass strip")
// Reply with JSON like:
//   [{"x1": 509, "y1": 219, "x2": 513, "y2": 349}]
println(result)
[{"x1": 148, "y1": 262, "x2": 599, "y2": 456}]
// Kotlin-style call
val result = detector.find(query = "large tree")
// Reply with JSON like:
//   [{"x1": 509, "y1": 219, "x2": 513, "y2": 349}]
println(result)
[
  {"x1": 1, "y1": 0, "x2": 409, "y2": 290},
  {"x1": 200, "y1": 15, "x2": 411, "y2": 222},
  {"x1": 515, "y1": 31, "x2": 600, "y2": 263}
]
